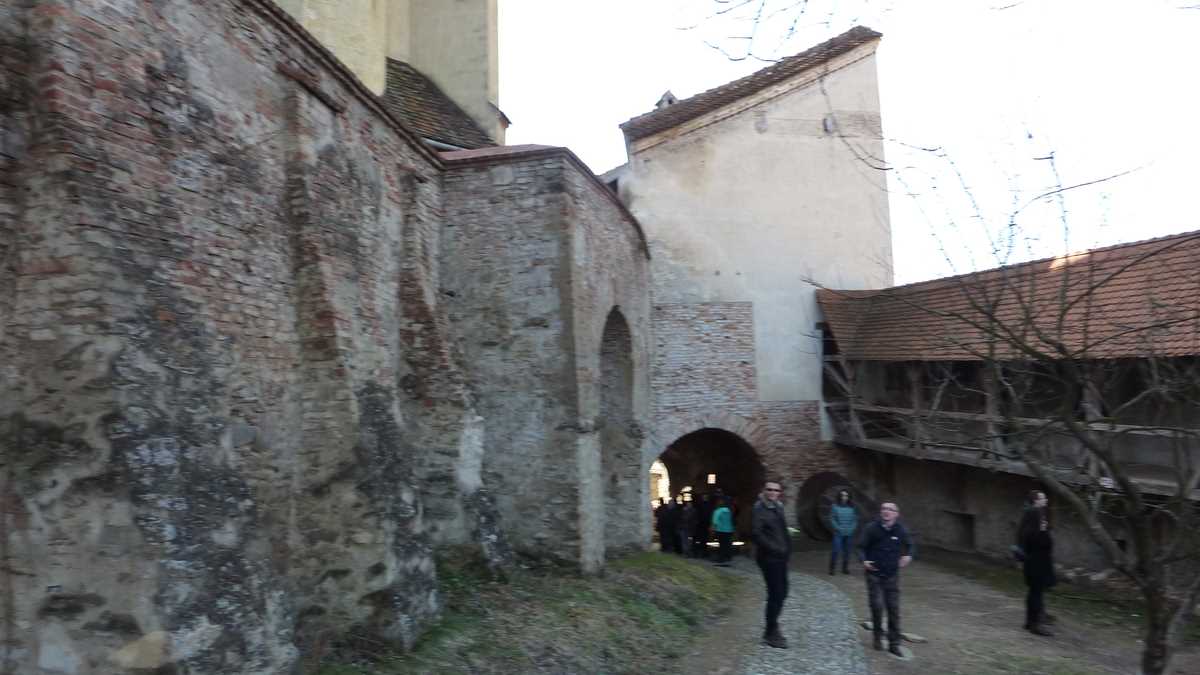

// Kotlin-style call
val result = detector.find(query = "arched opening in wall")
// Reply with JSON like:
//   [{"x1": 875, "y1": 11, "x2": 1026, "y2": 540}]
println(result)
[
  {"x1": 794, "y1": 471, "x2": 876, "y2": 542},
  {"x1": 653, "y1": 428, "x2": 765, "y2": 554},
  {"x1": 599, "y1": 307, "x2": 640, "y2": 557}
]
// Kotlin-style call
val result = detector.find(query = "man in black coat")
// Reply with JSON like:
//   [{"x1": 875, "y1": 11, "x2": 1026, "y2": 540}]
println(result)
[
  {"x1": 751, "y1": 480, "x2": 791, "y2": 649},
  {"x1": 1019, "y1": 490, "x2": 1056, "y2": 636},
  {"x1": 857, "y1": 501, "x2": 915, "y2": 657}
]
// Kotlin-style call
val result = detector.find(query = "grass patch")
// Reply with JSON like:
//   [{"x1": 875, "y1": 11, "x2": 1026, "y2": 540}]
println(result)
[{"x1": 316, "y1": 549, "x2": 743, "y2": 675}]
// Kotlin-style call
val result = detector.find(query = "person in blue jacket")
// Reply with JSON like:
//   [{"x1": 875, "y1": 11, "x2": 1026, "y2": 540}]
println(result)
[
  {"x1": 858, "y1": 501, "x2": 915, "y2": 657},
  {"x1": 828, "y1": 489, "x2": 858, "y2": 575}
]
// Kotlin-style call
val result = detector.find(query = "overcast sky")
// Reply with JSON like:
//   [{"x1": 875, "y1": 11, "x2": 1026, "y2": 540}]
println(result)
[{"x1": 499, "y1": 0, "x2": 1200, "y2": 284}]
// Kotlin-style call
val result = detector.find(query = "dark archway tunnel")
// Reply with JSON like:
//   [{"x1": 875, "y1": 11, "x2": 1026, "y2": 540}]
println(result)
[{"x1": 656, "y1": 427, "x2": 766, "y2": 540}]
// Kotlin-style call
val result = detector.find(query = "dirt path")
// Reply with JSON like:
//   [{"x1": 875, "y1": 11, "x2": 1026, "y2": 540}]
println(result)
[{"x1": 681, "y1": 545, "x2": 1200, "y2": 675}]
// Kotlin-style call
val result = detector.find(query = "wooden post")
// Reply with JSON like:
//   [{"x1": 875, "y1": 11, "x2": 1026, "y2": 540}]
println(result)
[
  {"x1": 983, "y1": 365, "x2": 1005, "y2": 461},
  {"x1": 907, "y1": 363, "x2": 924, "y2": 454},
  {"x1": 845, "y1": 359, "x2": 867, "y2": 442}
]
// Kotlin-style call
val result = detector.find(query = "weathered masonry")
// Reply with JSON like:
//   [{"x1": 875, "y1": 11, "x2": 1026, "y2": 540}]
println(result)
[
  {"x1": 0, "y1": 1, "x2": 649, "y2": 672},
  {"x1": 439, "y1": 145, "x2": 653, "y2": 568}
]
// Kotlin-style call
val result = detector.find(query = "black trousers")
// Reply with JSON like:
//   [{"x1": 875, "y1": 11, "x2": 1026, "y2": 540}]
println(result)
[
  {"x1": 1025, "y1": 583, "x2": 1046, "y2": 628},
  {"x1": 866, "y1": 572, "x2": 901, "y2": 644},
  {"x1": 717, "y1": 532, "x2": 733, "y2": 562},
  {"x1": 757, "y1": 556, "x2": 789, "y2": 635}
]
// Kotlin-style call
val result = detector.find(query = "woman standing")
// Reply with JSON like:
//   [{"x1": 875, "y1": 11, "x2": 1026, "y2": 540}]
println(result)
[
  {"x1": 711, "y1": 497, "x2": 735, "y2": 566},
  {"x1": 1019, "y1": 490, "x2": 1056, "y2": 636},
  {"x1": 828, "y1": 490, "x2": 858, "y2": 575}
]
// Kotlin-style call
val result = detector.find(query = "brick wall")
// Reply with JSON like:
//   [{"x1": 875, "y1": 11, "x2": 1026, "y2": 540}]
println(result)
[
  {"x1": 653, "y1": 302, "x2": 759, "y2": 425},
  {"x1": 651, "y1": 302, "x2": 834, "y2": 505},
  {"x1": 759, "y1": 400, "x2": 831, "y2": 484}
]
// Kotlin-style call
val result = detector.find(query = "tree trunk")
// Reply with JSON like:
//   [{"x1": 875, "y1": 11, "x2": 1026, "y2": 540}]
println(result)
[{"x1": 1139, "y1": 588, "x2": 1176, "y2": 675}]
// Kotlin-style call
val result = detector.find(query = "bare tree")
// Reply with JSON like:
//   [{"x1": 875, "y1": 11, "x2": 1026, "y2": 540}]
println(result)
[
  {"x1": 688, "y1": 3, "x2": 1200, "y2": 671},
  {"x1": 820, "y1": 215, "x2": 1200, "y2": 674}
]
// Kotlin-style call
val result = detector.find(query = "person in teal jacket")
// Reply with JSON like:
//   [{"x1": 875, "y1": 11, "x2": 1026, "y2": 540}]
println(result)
[
  {"x1": 828, "y1": 489, "x2": 858, "y2": 575},
  {"x1": 711, "y1": 497, "x2": 735, "y2": 566}
]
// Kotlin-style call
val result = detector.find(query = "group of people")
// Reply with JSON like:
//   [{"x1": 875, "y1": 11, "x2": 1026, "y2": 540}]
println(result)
[
  {"x1": 653, "y1": 492, "x2": 737, "y2": 564},
  {"x1": 746, "y1": 481, "x2": 1056, "y2": 657}
]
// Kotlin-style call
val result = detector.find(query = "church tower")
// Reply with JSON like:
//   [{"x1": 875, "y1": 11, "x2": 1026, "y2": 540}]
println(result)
[{"x1": 277, "y1": 0, "x2": 505, "y2": 144}]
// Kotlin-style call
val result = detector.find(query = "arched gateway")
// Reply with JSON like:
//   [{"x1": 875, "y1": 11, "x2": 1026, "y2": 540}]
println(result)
[{"x1": 654, "y1": 426, "x2": 767, "y2": 540}]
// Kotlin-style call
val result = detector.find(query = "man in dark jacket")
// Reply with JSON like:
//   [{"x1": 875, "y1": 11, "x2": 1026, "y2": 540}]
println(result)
[
  {"x1": 1019, "y1": 490, "x2": 1056, "y2": 636},
  {"x1": 857, "y1": 501, "x2": 915, "y2": 657},
  {"x1": 751, "y1": 480, "x2": 791, "y2": 649}
]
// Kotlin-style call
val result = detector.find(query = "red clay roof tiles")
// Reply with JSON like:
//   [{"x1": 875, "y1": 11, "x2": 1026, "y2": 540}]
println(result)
[{"x1": 818, "y1": 230, "x2": 1200, "y2": 361}]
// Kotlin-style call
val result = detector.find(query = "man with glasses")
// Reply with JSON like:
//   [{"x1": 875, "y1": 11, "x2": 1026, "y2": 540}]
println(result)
[
  {"x1": 858, "y1": 501, "x2": 915, "y2": 657},
  {"x1": 751, "y1": 480, "x2": 792, "y2": 648}
]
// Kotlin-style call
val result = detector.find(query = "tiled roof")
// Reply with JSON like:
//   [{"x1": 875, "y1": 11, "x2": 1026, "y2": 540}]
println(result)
[
  {"x1": 818, "y1": 230, "x2": 1200, "y2": 361},
  {"x1": 620, "y1": 25, "x2": 881, "y2": 142},
  {"x1": 382, "y1": 59, "x2": 494, "y2": 150}
]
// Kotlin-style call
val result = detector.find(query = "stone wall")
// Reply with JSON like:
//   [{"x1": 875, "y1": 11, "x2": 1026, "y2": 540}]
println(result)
[
  {"x1": 439, "y1": 153, "x2": 581, "y2": 564},
  {"x1": 440, "y1": 148, "x2": 652, "y2": 571},
  {"x1": 844, "y1": 452, "x2": 1113, "y2": 569},
  {"x1": 0, "y1": 1, "x2": 480, "y2": 671},
  {"x1": 1, "y1": 1, "x2": 654, "y2": 672},
  {"x1": 562, "y1": 162, "x2": 653, "y2": 564}
]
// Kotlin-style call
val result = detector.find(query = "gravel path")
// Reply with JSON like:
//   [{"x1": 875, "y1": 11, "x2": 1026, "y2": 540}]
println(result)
[
  {"x1": 746, "y1": 569, "x2": 868, "y2": 675},
  {"x1": 685, "y1": 545, "x2": 1200, "y2": 675},
  {"x1": 678, "y1": 556, "x2": 868, "y2": 675}
]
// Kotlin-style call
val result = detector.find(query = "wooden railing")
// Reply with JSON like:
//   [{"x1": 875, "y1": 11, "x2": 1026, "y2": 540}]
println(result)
[{"x1": 826, "y1": 401, "x2": 1200, "y2": 496}]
